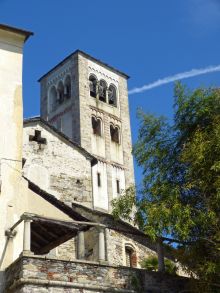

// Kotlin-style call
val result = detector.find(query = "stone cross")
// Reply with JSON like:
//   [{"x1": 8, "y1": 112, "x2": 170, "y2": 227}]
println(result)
[{"x1": 29, "y1": 130, "x2": 47, "y2": 145}]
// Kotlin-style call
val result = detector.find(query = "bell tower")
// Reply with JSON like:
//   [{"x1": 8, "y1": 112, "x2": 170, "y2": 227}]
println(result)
[{"x1": 40, "y1": 50, "x2": 135, "y2": 211}]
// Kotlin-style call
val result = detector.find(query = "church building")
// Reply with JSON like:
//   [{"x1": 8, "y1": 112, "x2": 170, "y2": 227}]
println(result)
[{"x1": 0, "y1": 24, "x2": 189, "y2": 293}]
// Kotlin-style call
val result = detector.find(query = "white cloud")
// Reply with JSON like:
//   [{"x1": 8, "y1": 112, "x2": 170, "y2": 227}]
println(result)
[{"x1": 128, "y1": 65, "x2": 220, "y2": 94}]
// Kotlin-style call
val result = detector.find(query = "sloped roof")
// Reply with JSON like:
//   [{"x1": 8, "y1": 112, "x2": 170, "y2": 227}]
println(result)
[
  {"x1": 38, "y1": 49, "x2": 129, "y2": 81},
  {"x1": 24, "y1": 116, "x2": 97, "y2": 166},
  {"x1": 0, "y1": 23, "x2": 33, "y2": 41},
  {"x1": 24, "y1": 176, "x2": 89, "y2": 222},
  {"x1": 71, "y1": 201, "x2": 157, "y2": 251}
]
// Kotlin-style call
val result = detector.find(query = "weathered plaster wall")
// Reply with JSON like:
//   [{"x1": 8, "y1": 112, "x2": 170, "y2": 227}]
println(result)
[
  {"x1": 0, "y1": 28, "x2": 27, "y2": 280},
  {"x1": 23, "y1": 122, "x2": 93, "y2": 207}
]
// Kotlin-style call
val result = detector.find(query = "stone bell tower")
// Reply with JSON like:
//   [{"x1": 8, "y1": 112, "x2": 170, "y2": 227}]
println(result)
[{"x1": 39, "y1": 50, "x2": 135, "y2": 211}]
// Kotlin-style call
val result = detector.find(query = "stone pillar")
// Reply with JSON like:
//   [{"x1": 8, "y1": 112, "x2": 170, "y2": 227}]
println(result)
[
  {"x1": 77, "y1": 231, "x2": 85, "y2": 259},
  {"x1": 104, "y1": 228, "x2": 109, "y2": 262},
  {"x1": 98, "y1": 227, "x2": 105, "y2": 262},
  {"x1": 23, "y1": 219, "x2": 32, "y2": 252},
  {"x1": 157, "y1": 237, "x2": 165, "y2": 272}
]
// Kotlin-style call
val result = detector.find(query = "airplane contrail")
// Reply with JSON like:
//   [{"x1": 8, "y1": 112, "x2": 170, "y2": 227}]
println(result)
[{"x1": 128, "y1": 65, "x2": 220, "y2": 94}]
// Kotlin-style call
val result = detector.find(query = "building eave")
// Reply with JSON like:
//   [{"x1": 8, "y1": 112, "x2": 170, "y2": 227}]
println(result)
[{"x1": 0, "y1": 23, "x2": 33, "y2": 42}]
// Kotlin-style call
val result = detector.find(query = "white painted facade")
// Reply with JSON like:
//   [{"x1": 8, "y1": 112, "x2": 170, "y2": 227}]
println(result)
[
  {"x1": 92, "y1": 161, "x2": 108, "y2": 210},
  {"x1": 111, "y1": 166, "x2": 126, "y2": 199}
]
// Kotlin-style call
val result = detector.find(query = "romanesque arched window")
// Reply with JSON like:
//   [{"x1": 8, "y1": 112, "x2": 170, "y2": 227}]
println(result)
[
  {"x1": 108, "y1": 84, "x2": 117, "y2": 107},
  {"x1": 49, "y1": 86, "x2": 58, "y2": 112},
  {"x1": 110, "y1": 124, "x2": 120, "y2": 143},
  {"x1": 89, "y1": 75, "x2": 97, "y2": 98},
  {"x1": 64, "y1": 75, "x2": 71, "y2": 99},
  {"x1": 57, "y1": 81, "x2": 64, "y2": 104},
  {"x1": 92, "y1": 116, "x2": 102, "y2": 136},
  {"x1": 98, "y1": 79, "x2": 107, "y2": 103},
  {"x1": 125, "y1": 245, "x2": 137, "y2": 268}
]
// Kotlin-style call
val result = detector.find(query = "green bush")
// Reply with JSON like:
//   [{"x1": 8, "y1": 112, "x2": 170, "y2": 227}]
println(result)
[{"x1": 141, "y1": 256, "x2": 177, "y2": 275}]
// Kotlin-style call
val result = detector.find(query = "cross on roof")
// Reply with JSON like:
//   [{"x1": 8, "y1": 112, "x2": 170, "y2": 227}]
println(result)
[{"x1": 29, "y1": 130, "x2": 47, "y2": 145}]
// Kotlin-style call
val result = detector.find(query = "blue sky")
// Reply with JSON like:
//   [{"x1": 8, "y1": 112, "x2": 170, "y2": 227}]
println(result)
[{"x1": 1, "y1": 0, "x2": 220, "y2": 184}]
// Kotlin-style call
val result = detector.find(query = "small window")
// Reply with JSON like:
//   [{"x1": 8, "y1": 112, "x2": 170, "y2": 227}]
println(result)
[
  {"x1": 97, "y1": 172, "x2": 101, "y2": 187},
  {"x1": 110, "y1": 125, "x2": 119, "y2": 143},
  {"x1": 98, "y1": 80, "x2": 107, "y2": 103},
  {"x1": 108, "y1": 85, "x2": 117, "y2": 107},
  {"x1": 116, "y1": 179, "x2": 120, "y2": 194},
  {"x1": 92, "y1": 117, "x2": 101, "y2": 136},
  {"x1": 125, "y1": 246, "x2": 137, "y2": 268},
  {"x1": 64, "y1": 76, "x2": 71, "y2": 99},
  {"x1": 57, "y1": 81, "x2": 64, "y2": 104},
  {"x1": 89, "y1": 75, "x2": 97, "y2": 98}
]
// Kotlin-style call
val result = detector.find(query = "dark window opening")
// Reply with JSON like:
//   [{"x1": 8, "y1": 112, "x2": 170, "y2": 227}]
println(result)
[
  {"x1": 92, "y1": 117, "x2": 101, "y2": 136},
  {"x1": 64, "y1": 76, "x2": 71, "y2": 99},
  {"x1": 58, "y1": 91, "x2": 64, "y2": 104},
  {"x1": 65, "y1": 85, "x2": 71, "y2": 99},
  {"x1": 97, "y1": 172, "x2": 101, "y2": 187},
  {"x1": 110, "y1": 125, "x2": 119, "y2": 143},
  {"x1": 89, "y1": 76, "x2": 97, "y2": 98},
  {"x1": 98, "y1": 80, "x2": 107, "y2": 103},
  {"x1": 57, "y1": 81, "x2": 64, "y2": 104},
  {"x1": 125, "y1": 246, "x2": 137, "y2": 268},
  {"x1": 108, "y1": 85, "x2": 117, "y2": 107},
  {"x1": 116, "y1": 179, "x2": 120, "y2": 194}
]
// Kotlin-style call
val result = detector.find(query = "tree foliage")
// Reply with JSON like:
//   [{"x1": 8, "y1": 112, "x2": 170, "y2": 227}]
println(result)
[
  {"x1": 112, "y1": 83, "x2": 220, "y2": 287},
  {"x1": 140, "y1": 255, "x2": 177, "y2": 275}
]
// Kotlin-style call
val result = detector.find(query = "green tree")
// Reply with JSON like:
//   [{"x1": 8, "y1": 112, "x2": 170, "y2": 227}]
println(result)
[
  {"x1": 112, "y1": 83, "x2": 220, "y2": 289},
  {"x1": 140, "y1": 256, "x2": 177, "y2": 275}
]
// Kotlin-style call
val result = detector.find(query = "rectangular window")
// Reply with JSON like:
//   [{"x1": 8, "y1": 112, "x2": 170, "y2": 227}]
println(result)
[
  {"x1": 116, "y1": 179, "x2": 120, "y2": 194},
  {"x1": 97, "y1": 172, "x2": 101, "y2": 187}
]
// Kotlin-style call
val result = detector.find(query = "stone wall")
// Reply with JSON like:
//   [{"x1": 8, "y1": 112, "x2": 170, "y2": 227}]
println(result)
[
  {"x1": 23, "y1": 121, "x2": 93, "y2": 207},
  {"x1": 4, "y1": 255, "x2": 191, "y2": 293},
  {"x1": 107, "y1": 229, "x2": 157, "y2": 268}
]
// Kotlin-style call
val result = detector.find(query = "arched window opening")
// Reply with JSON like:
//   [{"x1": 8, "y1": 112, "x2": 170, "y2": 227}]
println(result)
[
  {"x1": 108, "y1": 85, "x2": 117, "y2": 107},
  {"x1": 89, "y1": 75, "x2": 97, "y2": 98},
  {"x1": 98, "y1": 80, "x2": 107, "y2": 103},
  {"x1": 125, "y1": 246, "x2": 137, "y2": 268},
  {"x1": 49, "y1": 86, "x2": 57, "y2": 112},
  {"x1": 64, "y1": 76, "x2": 71, "y2": 99},
  {"x1": 92, "y1": 117, "x2": 101, "y2": 136},
  {"x1": 110, "y1": 125, "x2": 119, "y2": 143},
  {"x1": 57, "y1": 81, "x2": 64, "y2": 105}
]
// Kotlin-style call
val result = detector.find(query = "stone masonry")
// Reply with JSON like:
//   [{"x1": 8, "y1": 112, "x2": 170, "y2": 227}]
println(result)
[{"x1": 5, "y1": 255, "x2": 191, "y2": 293}]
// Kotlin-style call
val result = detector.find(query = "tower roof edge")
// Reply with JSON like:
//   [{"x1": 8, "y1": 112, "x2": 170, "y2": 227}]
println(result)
[{"x1": 38, "y1": 49, "x2": 130, "y2": 82}]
